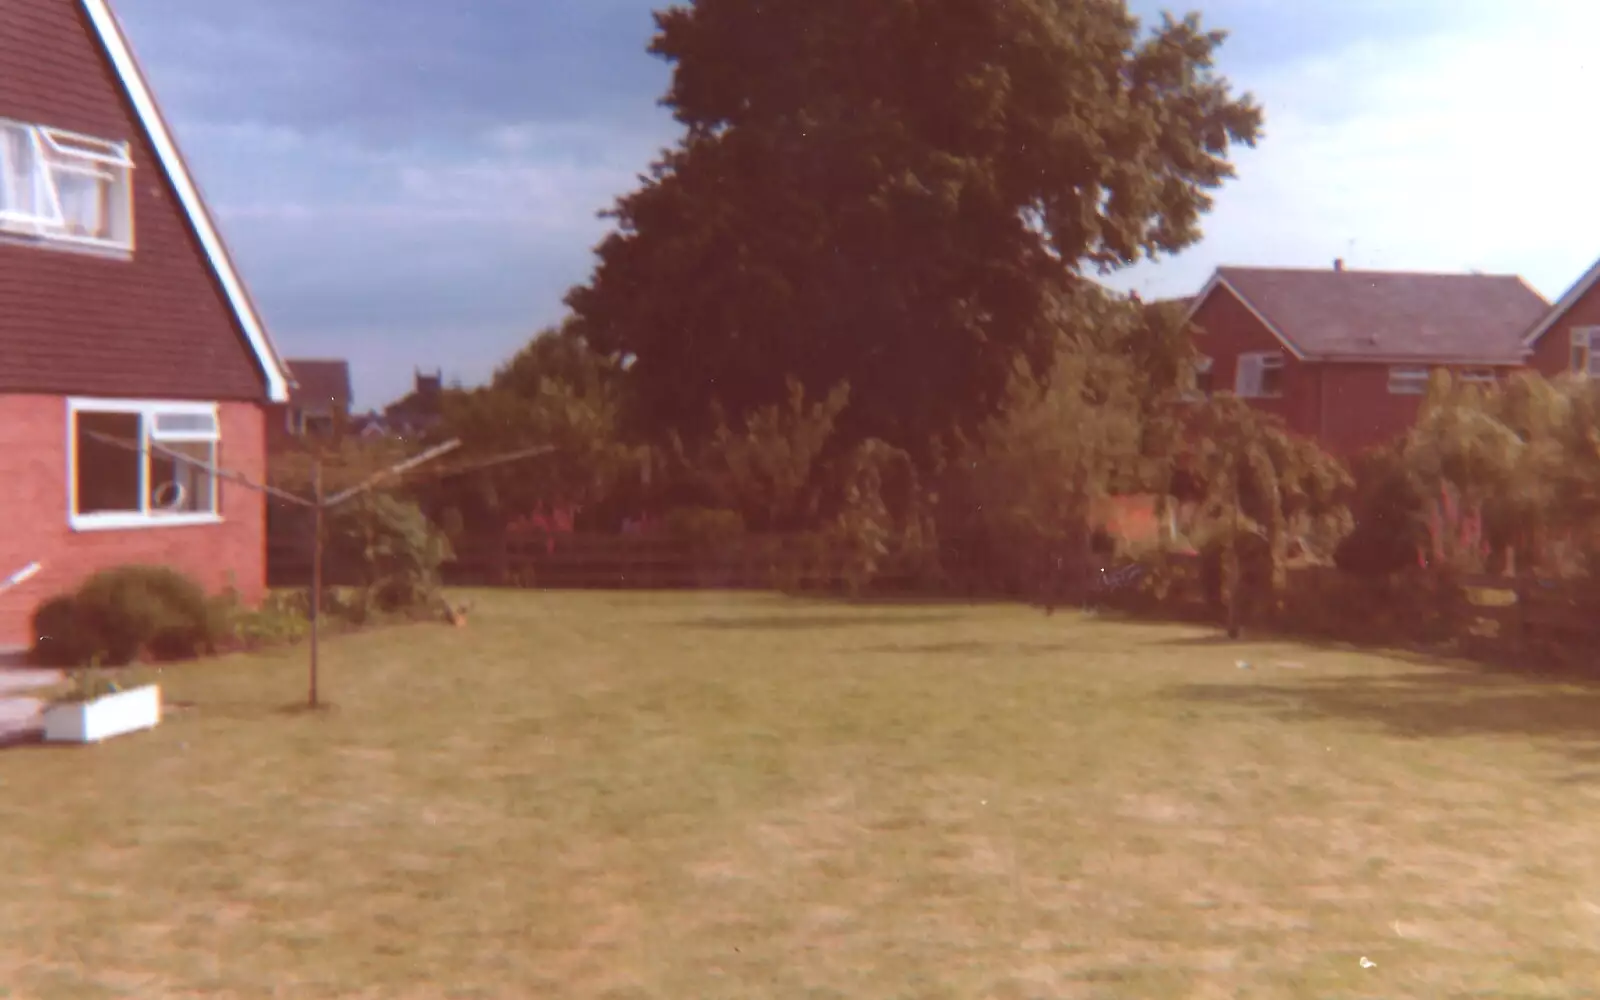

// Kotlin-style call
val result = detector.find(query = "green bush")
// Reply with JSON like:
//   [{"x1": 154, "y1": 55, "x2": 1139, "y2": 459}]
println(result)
[
  {"x1": 31, "y1": 565, "x2": 222, "y2": 667},
  {"x1": 325, "y1": 492, "x2": 454, "y2": 617},
  {"x1": 1335, "y1": 447, "x2": 1426, "y2": 578},
  {"x1": 229, "y1": 608, "x2": 309, "y2": 648},
  {"x1": 209, "y1": 588, "x2": 311, "y2": 649},
  {"x1": 29, "y1": 595, "x2": 94, "y2": 668}
]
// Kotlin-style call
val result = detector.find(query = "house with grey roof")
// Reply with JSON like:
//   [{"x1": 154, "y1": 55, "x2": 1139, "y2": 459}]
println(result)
[{"x1": 1181, "y1": 260, "x2": 1550, "y2": 454}]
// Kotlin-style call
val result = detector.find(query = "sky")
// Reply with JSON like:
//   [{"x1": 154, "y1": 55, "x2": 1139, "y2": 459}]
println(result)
[{"x1": 113, "y1": 0, "x2": 1600, "y2": 410}]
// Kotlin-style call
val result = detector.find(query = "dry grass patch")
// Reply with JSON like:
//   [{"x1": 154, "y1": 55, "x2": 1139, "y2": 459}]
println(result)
[{"x1": 3, "y1": 589, "x2": 1600, "y2": 996}]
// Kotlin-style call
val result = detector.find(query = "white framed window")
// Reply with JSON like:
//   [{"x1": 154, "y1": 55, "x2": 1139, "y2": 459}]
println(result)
[
  {"x1": 1571, "y1": 328, "x2": 1600, "y2": 377},
  {"x1": 0, "y1": 119, "x2": 134, "y2": 251},
  {"x1": 68, "y1": 399, "x2": 221, "y2": 531},
  {"x1": 1235, "y1": 351, "x2": 1285, "y2": 398},
  {"x1": 1459, "y1": 368, "x2": 1497, "y2": 387},
  {"x1": 1388, "y1": 366, "x2": 1430, "y2": 395}
]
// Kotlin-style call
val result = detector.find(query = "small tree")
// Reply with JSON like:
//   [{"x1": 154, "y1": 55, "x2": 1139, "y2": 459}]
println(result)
[
  {"x1": 1335, "y1": 444, "x2": 1428, "y2": 578},
  {"x1": 826, "y1": 438, "x2": 940, "y2": 594},
  {"x1": 949, "y1": 339, "x2": 1143, "y2": 602},
  {"x1": 1182, "y1": 395, "x2": 1350, "y2": 636},
  {"x1": 670, "y1": 377, "x2": 851, "y2": 532},
  {"x1": 325, "y1": 493, "x2": 454, "y2": 619}
]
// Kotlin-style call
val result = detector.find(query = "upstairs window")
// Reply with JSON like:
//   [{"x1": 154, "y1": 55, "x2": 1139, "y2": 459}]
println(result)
[
  {"x1": 0, "y1": 120, "x2": 134, "y2": 251},
  {"x1": 1235, "y1": 351, "x2": 1285, "y2": 398},
  {"x1": 1572, "y1": 328, "x2": 1600, "y2": 377},
  {"x1": 1459, "y1": 368, "x2": 1497, "y2": 387},
  {"x1": 1388, "y1": 366, "x2": 1430, "y2": 395}
]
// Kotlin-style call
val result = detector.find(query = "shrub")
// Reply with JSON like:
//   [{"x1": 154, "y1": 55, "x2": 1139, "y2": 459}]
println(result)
[
  {"x1": 229, "y1": 608, "x2": 309, "y2": 648},
  {"x1": 29, "y1": 595, "x2": 93, "y2": 668},
  {"x1": 1335, "y1": 446, "x2": 1428, "y2": 578},
  {"x1": 208, "y1": 588, "x2": 311, "y2": 650},
  {"x1": 31, "y1": 565, "x2": 222, "y2": 667},
  {"x1": 325, "y1": 492, "x2": 454, "y2": 617}
]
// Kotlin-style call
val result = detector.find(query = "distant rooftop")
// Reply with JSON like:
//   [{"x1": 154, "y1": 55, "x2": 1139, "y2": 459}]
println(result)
[
  {"x1": 285, "y1": 359, "x2": 353, "y2": 410},
  {"x1": 1198, "y1": 263, "x2": 1549, "y2": 363}
]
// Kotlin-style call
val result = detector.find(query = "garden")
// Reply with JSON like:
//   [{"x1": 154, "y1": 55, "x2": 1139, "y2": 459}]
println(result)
[{"x1": 6, "y1": 590, "x2": 1600, "y2": 997}]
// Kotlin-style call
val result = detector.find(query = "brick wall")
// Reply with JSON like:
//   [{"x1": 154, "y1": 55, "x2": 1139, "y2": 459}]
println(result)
[
  {"x1": 0, "y1": 393, "x2": 266, "y2": 650},
  {"x1": 1527, "y1": 279, "x2": 1600, "y2": 378},
  {"x1": 0, "y1": 0, "x2": 271, "y2": 400},
  {"x1": 1189, "y1": 284, "x2": 1315, "y2": 433}
]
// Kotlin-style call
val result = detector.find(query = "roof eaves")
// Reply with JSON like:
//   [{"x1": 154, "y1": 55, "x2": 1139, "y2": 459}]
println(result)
[
  {"x1": 1520, "y1": 255, "x2": 1600, "y2": 347},
  {"x1": 1181, "y1": 270, "x2": 1310, "y2": 360},
  {"x1": 80, "y1": 0, "x2": 291, "y2": 403},
  {"x1": 1303, "y1": 353, "x2": 1530, "y2": 367}
]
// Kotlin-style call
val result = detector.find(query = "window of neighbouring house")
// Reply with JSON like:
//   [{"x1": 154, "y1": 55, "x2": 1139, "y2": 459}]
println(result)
[
  {"x1": 0, "y1": 119, "x2": 133, "y2": 251},
  {"x1": 1235, "y1": 351, "x2": 1284, "y2": 398},
  {"x1": 1459, "y1": 368, "x2": 1497, "y2": 387},
  {"x1": 69, "y1": 400, "x2": 220, "y2": 529},
  {"x1": 1182, "y1": 355, "x2": 1214, "y2": 401},
  {"x1": 1572, "y1": 328, "x2": 1600, "y2": 376},
  {"x1": 1388, "y1": 366, "x2": 1430, "y2": 395}
]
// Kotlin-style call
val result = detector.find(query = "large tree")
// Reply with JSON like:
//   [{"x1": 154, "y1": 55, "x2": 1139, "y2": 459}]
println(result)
[{"x1": 567, "y1": 0, "x2": 1262, "y2": 458}]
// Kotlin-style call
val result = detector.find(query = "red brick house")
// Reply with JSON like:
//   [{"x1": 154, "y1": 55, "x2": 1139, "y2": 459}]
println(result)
[
  {"x1": 267, "y1": 358, "x2": 353, "y2": 451},
  {"x1": 1520, "y1": 254, "x2": 1600, "y2": 378},
  {"x1": 0, "y1": 0, "x2": 291, "y2": 650},
  {"x1": 1182, "y1": 262, "x2": 1549, "y2": 455}
]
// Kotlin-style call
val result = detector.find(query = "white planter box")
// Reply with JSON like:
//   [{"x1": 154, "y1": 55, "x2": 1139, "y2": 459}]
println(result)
[{"x1": 43, "y1": 684, "x2": 161, "y2": 744}]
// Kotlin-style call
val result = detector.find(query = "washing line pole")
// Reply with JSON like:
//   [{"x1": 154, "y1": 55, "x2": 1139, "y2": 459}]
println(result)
[{"x1": 83, "y1": 431, "x2": 552, "y2": 708}]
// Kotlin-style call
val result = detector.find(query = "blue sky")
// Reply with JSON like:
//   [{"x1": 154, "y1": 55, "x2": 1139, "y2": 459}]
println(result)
[{"x1": 115, "y1": 0, "x2": 1600, "y2": 410}]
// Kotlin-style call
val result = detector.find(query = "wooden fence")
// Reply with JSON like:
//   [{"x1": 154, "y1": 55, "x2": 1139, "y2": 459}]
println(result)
[
  {"x1": 269, "y1": 533, "x2": 942, "y2": 593},
  {"x1": 1453, "y1": 573, "x2": 1600, "y2": 649},
  {"x1": 267, "y1": 529, "x2": 1600, "y2": 658}
]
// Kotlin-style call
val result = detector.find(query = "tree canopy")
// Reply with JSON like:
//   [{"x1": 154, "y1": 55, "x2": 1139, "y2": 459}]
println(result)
[
  {"x1": 421, "y1": 323, "x2": 640, "y2": 531},
  {"x1": 567, "y1": 0, "x2": 1262, "y2": 457}
]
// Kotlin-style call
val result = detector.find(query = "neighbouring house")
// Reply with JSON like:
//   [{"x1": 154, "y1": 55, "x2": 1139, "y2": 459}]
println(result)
[
  {"x1": 0, "y1": 0, "x2": 291, "y2": 651},
  {"x1": 381, "y1": 368, "x2": 447, "y2": 439},
  {"x1": 267, "y1": 358, "x2": 353, "y2": 450},
  {"x1": 348, "y1": 411, "x2": 391, "y2": 437},
  {"x1": 1520, "y1": 254, "x2": 1600, "y2": 379},
  {"x1": 1181, "y1": 261, "x2": 1550, "y2": 455}
]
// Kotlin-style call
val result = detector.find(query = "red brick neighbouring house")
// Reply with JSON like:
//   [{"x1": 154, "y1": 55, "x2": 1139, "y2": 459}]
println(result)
[
  {"x1": 1182, "y1": 262, "x2": 1550, "y2": 455},
  {"x1": 1521, "y1": 254, "x2": 1600, "y2": 379},
  {"x1": 0, "y1": 0, "x2": 292, "y2": 650},
  {"x1": 266, "y1": 358, "x2": 353, "y2": 452}
]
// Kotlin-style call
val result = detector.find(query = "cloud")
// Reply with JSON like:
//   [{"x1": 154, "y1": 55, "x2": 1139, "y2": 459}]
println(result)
[
  {"x1": 115, "y1": 0, "x2": 670, "y2": 142},
  {"x1": 115, "y1": 0, "x2": 1600, "y2": 409},
  {"x1": 1105, "y1": 0, "x2": 1600, "y2": 303}
]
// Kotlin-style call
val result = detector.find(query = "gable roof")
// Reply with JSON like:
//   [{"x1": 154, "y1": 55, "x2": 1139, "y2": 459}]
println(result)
[
  {"x1": 1185, "y1": 265, "x2": 1549, "y2": 365},
  {"x1": 285, "y1": 359, "x2": 352, "y2": 410},
  {"x1": 1521, "y1": 254, "x2": 1600, "y2": 346},
  {"x1": 80, "y1": 0, "x2": 290, "y2": 402}
]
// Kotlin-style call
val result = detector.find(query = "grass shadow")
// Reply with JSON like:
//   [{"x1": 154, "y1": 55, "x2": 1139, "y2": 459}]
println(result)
[
  {"x1": 1169, "y1": 669, "x2": 1600, "y2": 748},
  {"x1": 168, "y1": 699, "x2": 340, "y2": 722},
  {"x1": 1099, "y1": 603, "x2": 1600, "y2": 688},
  {"x1": 788, "y1": 592, "x2": 1023, "y2": 609},
  {"x1": 0, "y1": 729, "x2": 46, "y2": 752},
  {"x1": 679, "y1": 612, "x2": 961, "y2": 632},
  {"x1": 858, "y1": 639, "x2": 1074, "y2": 657},
  {"x1": 1147, "y1": 634, "x2": 1250, "y2": 648}
]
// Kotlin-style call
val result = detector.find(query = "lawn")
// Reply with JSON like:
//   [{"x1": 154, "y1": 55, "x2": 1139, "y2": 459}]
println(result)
[{"x1": 4, "y1": 590, "x2": 1600, "y2": 998}]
